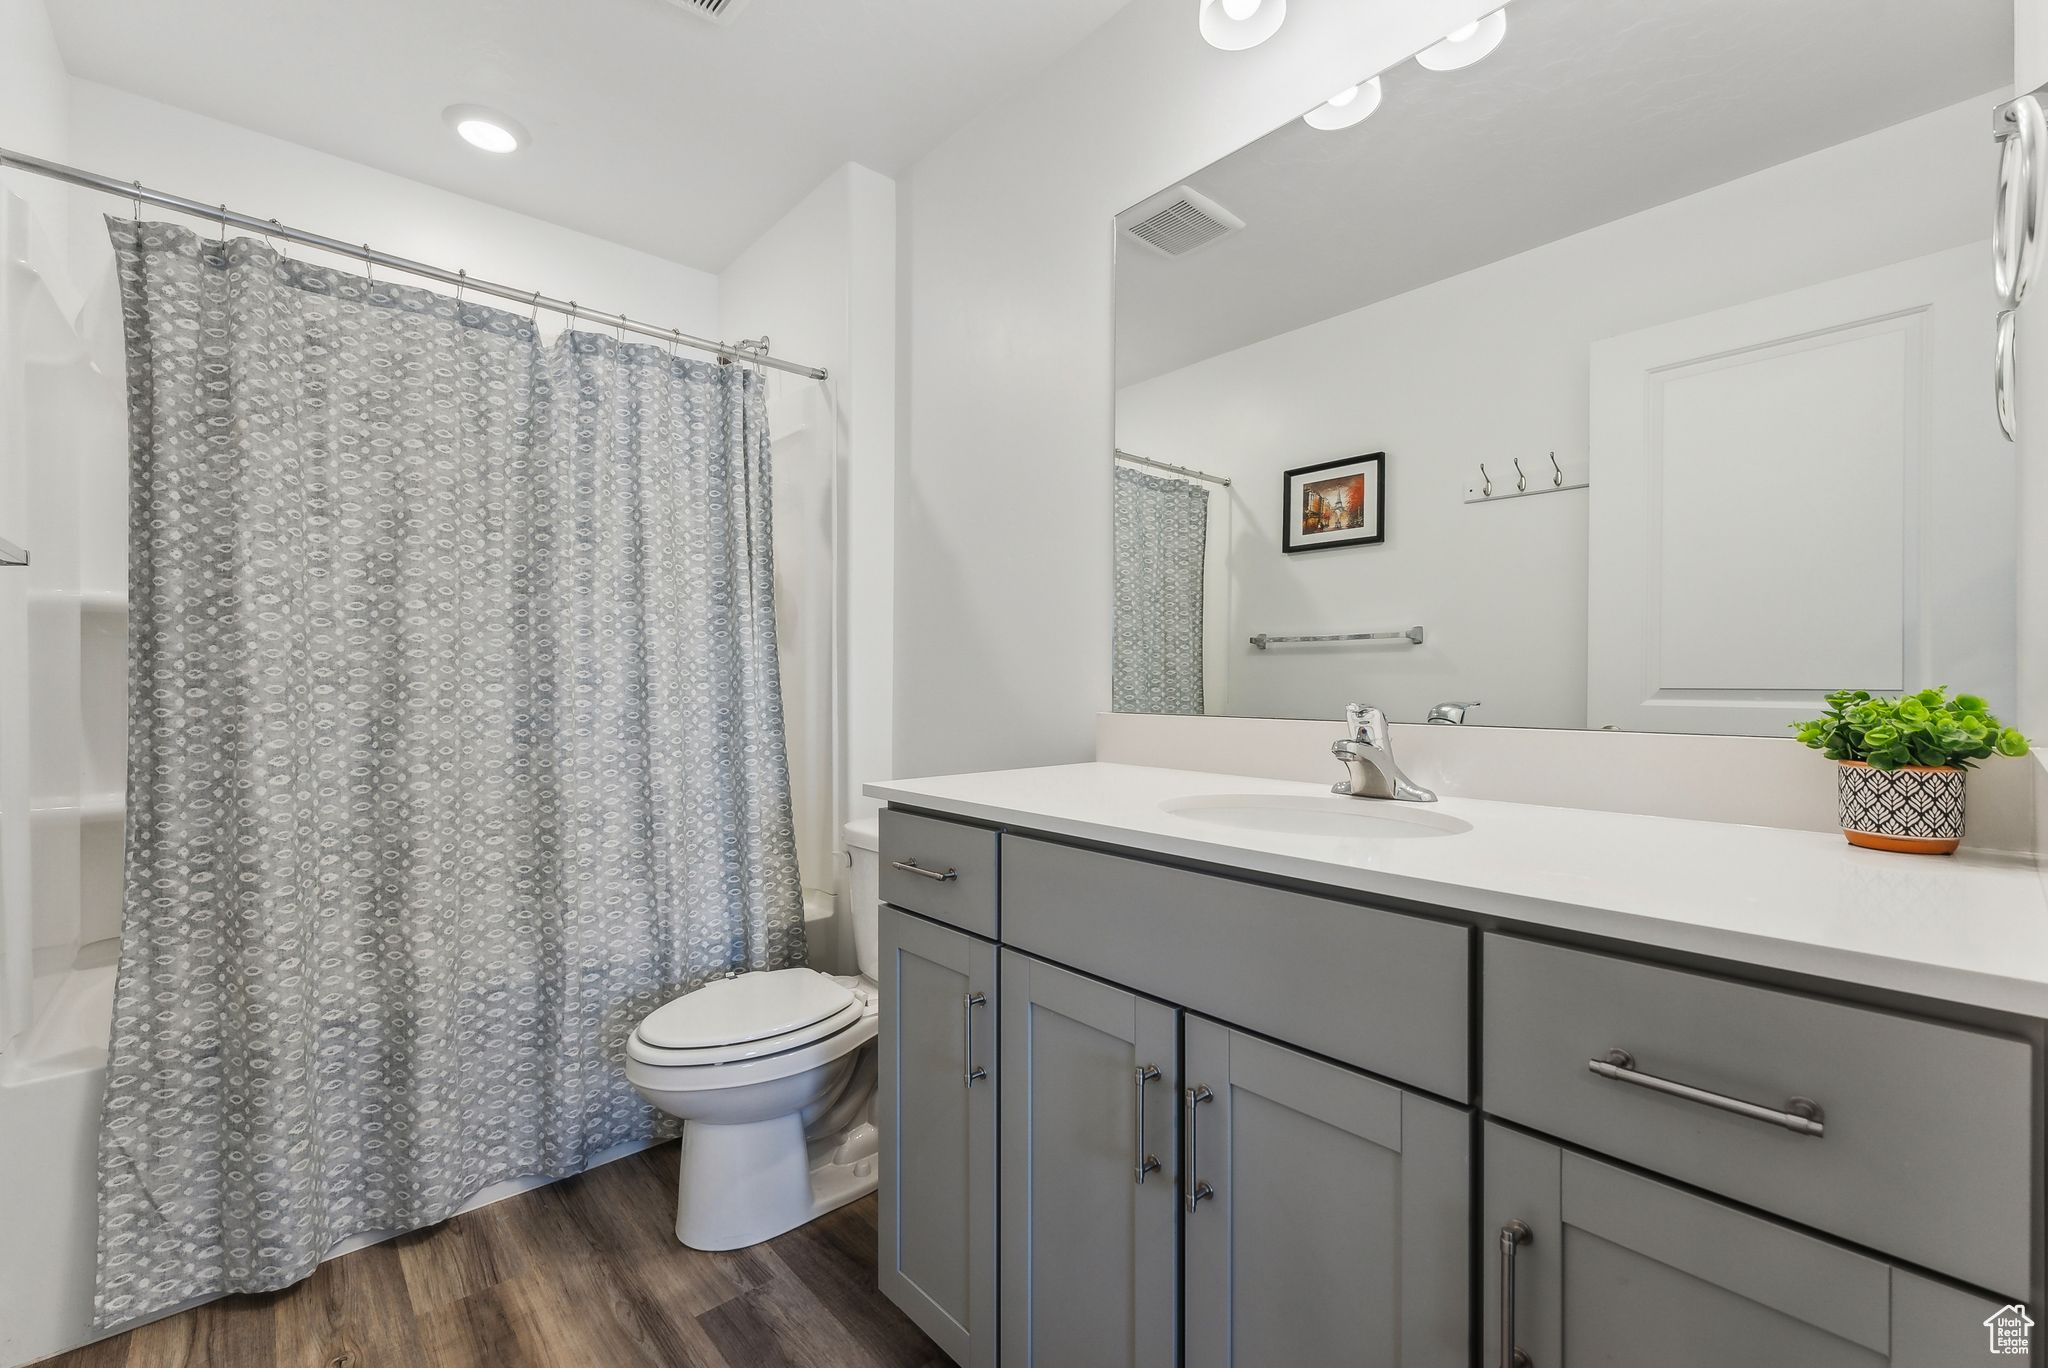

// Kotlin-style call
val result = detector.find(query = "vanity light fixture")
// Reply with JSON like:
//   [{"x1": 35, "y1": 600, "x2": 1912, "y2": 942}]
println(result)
[
  {"x1": 1414, "y1": 7, "x2": 1507, "y2": 71},
  {"x1": 1200, "y1": 0, "x2": 1286, "y2": 51},
  {"x1": 1303, "y1": 75, "x2": 1383, "y2": 131},
  {"x1": 443, "y1": 104, "x2": 527, "y2": 154}
]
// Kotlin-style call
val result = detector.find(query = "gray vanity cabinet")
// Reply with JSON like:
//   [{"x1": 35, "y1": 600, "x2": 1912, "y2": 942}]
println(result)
[
  {"x1": 877, "y1": 906, "x2": 999, "y2": 1368},
  {"x1": 1483, "y1": 1123, "x2": 2009, "y2": 1368},
  {"x1": 999, "y1": 950, "x2": 1180, "y2": 1368},
  {"x1": 1181, "y1": 1017, "x2": 1471, "y2": 1368}
]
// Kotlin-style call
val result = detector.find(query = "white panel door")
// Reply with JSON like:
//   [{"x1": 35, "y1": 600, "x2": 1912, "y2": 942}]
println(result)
[{"x1": 1588, "y1": 244, "x2": 2012, "y2": 734}]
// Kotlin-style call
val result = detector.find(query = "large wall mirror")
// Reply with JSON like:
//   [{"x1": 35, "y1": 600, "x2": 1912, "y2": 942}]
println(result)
[{"x1": 1111, "y1": 0, "x2": 2015, "y2": 735}]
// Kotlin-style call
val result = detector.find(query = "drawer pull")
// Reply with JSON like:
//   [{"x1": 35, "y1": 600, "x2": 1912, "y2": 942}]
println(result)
[
  {"x1": 1499, "y1": 1220, "x2": 1532, "y2": 1368},
  {"x1": 892, "y1": 859, "x2": 958, "y2": 883},
  {"x1": 1134, "y1": 1065, "x2": 1162, "y2": 1184},
  {"x1": 1588, "y1": 1049, "x2": 1825, "y2": 1138}
]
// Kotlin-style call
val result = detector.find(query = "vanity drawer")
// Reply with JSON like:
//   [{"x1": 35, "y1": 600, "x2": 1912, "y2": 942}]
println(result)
[
  {"x1": 880, "y1": 809, "x2": 1000, "y2": 938},
  {"x1": 1482, "y1": 934, "x2": 2034, "y2": 1298},
  {"x1": 1002, "y1": 836, "x2": 1469, "y2": 1100}
]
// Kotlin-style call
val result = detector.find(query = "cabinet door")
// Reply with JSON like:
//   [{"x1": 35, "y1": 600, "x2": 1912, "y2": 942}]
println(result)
[
  {"x1": 877, "y1": 906, "x2": 998, "y2": 1368},
  {"x1": 1183, "y1": 1016, "x2": 1470, "y2": 1368},
  {"x1": 1484, "y1": 1123, "x2": 2013, "y2": 1368},
  {"x1": 1000, "y1": 950, "x2": 1180, "y2": 1368}
]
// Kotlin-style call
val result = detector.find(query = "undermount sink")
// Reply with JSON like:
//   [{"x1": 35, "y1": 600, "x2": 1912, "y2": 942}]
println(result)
[{"x1": 1161, "y1": 794, "x2": 1473, "y2": 840}]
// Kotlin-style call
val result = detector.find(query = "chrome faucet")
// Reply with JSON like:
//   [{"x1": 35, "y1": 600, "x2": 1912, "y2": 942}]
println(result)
[
  {"x1": 1426, "y1": 700, "x2": 1481, "y2": 725},
  {"x1": 1331, "y1": 703, "x2": 1437, "y2": 802}
]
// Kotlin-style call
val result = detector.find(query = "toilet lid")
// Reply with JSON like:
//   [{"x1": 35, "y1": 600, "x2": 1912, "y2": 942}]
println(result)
[{"x1": 636, "y1": 967, "x2": 856, "y2": 1051}]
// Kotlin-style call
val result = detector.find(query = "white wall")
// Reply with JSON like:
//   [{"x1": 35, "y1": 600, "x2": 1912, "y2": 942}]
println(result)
[
  {"x1": 0, "y1": 0, "x2": 71, "y2": 286},
  {"x1": 63, "y1": 81, "x2": 720, "y2": 342},
  {"x1": 893, "y1": 0, "x2": 1491, "y2": 779},
  {"x1": 718, "y1": 162, "x2": 897, "y2": 972},
  {"x1": 1117, "y1": 96, "x2": 1997, "y2": 728}
]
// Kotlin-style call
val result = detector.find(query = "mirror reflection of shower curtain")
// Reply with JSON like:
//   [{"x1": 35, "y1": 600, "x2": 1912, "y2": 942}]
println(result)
[{"x1": 1113, "y1": 465, "x2": 1210, "y2": 714}]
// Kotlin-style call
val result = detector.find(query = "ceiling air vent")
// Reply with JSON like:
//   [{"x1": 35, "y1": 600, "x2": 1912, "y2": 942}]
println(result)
[
  {"x1": 663, "y1": 0, "x2": 755, "y2": 25},
  {"x1": 1119, "y1": 185, "x2": 1244, "y2": 259}
]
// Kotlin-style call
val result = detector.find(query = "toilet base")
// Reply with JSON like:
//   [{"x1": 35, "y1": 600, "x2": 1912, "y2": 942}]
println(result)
[{"x1": 672, "y1": 1113, "x2": 880, "y2": 1251}]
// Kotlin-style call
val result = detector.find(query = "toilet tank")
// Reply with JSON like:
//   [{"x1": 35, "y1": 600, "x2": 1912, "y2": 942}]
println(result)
[{"x1": 843, "y1": 816, "x2": 881, "y2": 981}]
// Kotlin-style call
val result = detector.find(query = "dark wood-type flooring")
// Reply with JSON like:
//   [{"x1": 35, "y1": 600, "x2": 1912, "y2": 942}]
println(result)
[{"x1": 39, "y1": 1141, "x2": 945, "y2": 1368}]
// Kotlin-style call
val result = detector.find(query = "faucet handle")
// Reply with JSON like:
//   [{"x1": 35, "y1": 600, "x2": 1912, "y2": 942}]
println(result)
[{"x1": 1343, "y1": 702, "x2": 1387, "y2": 743}]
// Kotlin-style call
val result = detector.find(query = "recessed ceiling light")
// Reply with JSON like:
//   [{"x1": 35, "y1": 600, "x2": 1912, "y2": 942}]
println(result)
[
  {"x1": 1200, "y1": 0, "x2": 1286, "y2": 51},
  {"x1": 1303, "y1": 75, "x2": 1383, "y2": 131},
  {"x1": 1415, "y1": 8, "x2": 1507, "y2": 71},
  {"x1": 442, "y1": 104, "x2": 527, "y2": 154}
]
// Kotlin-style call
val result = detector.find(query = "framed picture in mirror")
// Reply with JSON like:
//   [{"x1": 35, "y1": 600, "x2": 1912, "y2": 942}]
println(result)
[{"x1": 1282, "y1": 452, "x2": 1384, "y2": 553}]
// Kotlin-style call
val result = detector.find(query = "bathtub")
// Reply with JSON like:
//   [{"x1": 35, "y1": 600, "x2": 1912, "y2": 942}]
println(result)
[{"x1": 0, "y1": 958, "x2": 115, "y2": 1368}]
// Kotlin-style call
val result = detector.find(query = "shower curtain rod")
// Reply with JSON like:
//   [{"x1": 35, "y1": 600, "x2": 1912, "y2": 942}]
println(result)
[
  {"x1": 1114, "y1": 448, "x2": 1231, "y2": 487},
  {"x1": 0, "y1": 143, "x2": 829, "y2": 381}
]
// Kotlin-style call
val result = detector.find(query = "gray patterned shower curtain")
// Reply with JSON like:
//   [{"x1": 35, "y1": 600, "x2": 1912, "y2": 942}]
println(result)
[
  {"x1": 94, "y1": 219, "x2": 806, "y2": 1326},
  {"x1": 1112, "y1": 465, "x2": 1209, "y2": 715}
]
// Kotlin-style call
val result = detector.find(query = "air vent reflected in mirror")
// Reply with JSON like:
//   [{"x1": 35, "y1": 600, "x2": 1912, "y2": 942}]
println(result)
[
  {"x1": 660, "y1": 0, "x2": 755, "y2": 25},
  {"x1": 1120, "y1": 184, "x2": 1244, "y2": 259}
]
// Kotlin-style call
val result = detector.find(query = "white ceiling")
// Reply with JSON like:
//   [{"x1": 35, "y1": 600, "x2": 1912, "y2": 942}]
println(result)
[
  {"x1": 48, "y1": 0, "x2": 1134, "y2": 271},
  {"x1": 1116, "y1": 0, "x2": 2012, "y2": 384}
]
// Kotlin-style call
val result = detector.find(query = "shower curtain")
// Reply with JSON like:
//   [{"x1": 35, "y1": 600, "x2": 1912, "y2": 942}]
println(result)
[
  {"x1": 94, "y1": 219, "x2": 805, "y2": 1326},
  {"x1": 1112, "y1": 465, "x2": 1209, "y2": 715}
]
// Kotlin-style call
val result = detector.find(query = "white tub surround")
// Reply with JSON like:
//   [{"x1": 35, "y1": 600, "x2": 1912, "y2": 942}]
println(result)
[{"x1": 866, "y1": 762, "x2": 2048, "y2": 1016}]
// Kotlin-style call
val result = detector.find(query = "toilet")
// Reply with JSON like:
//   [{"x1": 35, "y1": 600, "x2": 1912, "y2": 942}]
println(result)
[{"x1": 625, "y1": 817, "x2": 884, "y2": 1250}]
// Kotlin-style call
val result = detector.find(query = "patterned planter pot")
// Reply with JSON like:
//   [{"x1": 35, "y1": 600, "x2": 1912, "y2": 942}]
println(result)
[{"x1": 1836, "y1": 760, "x2": 1965, "y2": 855}]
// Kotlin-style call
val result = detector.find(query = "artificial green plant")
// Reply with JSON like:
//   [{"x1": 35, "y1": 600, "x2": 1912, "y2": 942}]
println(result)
[{"x1": 1792, "y1": 687, "x2": 2029, "y2": 772}]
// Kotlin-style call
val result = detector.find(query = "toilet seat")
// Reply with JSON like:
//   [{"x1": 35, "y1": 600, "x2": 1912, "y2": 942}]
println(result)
[
  {"x1": 627, "y1": 969, "x2": 877, "y2": 1080},
  {"x1": 630, "y1": 996, "x2": 867, "y2": 1066},
  {"x1": 626, "y1": 1007, "x2": 877, "y2": 1092},
  {"x1": 638, "y1": 967, "x2": 855, "y2": 1051}
]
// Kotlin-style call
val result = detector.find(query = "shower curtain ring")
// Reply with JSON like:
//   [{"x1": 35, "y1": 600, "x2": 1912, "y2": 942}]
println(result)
[
  {"x1": 363, "y1": 243, "x2": 374, "y2": 283},
  {"x1": 1514, "y1": 456, "x2": 1527, "y2": 492},
  {"x1": 129, "y1": 180, "x2": 141, "y2": 220},
  {"x1": 217, "y1": 204, "x2": 228, "y2": 246},
  {"x1": 529, "y1": 289, "x2": 542, "y2": 322},
  {"x1": 455, "y1": 268, "x2": 466, "y2": 307},
  {"x1": 616, "y1": 312, "x2": 627, "y2": 345}
]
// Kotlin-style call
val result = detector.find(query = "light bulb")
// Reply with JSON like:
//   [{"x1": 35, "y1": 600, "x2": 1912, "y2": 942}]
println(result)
[
  {"x1": 1303, "y1": 75, "x2": 1383, "y2": 130},
  {"x1": 457, "y1": 119, "x2": 519, "y2": 153},
  {"x1": 1200, "y1": 0, "x2": 1286, "y2": 50},
  {"x1": 443, "y1": 104, "x2": 528, "y2": 154},
  {"x1": 1415, "y1": 8, "x2": 1507, "y2": 71}
]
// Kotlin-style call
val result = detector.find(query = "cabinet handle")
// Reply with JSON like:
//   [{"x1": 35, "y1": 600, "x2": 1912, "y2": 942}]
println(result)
[
  {"x1": 1133, "y1": 1065, "x2": 1162, "y2": 1184},
  {"x1": 1499, "y1": 1220, "x2": 1532, "y2": 1368},
  {"x1": 893, "y1": 859, "x2": 958, "y2": 883},
  {"x1": 963, "y1": 992, "x2": 987, "y2": 1087},
  {"x1": 1183, "y1": 1085, "x2": 1215, "y2": 1212},
  {"x1": 1587, "y1": 1048, "x2": 1825, "y2": 1138}
]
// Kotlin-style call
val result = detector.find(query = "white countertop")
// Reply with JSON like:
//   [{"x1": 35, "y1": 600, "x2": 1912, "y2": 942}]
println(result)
[{"x1": 866, "y1": 762, "x2": 2048, "y2": 1017}]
